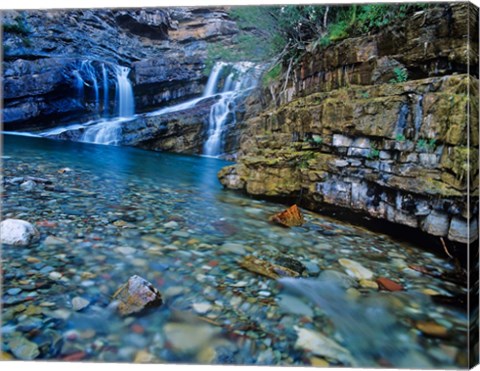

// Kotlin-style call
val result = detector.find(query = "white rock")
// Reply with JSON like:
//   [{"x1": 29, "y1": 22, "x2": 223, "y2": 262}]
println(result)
[
  {"x1": 115, "y1": 246, "x2": 136, "y2": 255},
  {"x1": 338, "y1": 258, "x2": 374, "y2": 280},
  {"x1": 163, "y1": 323, "x2": 220, "y2": 353},
  {"x1": 1, "y1": 219, "x2": 40, "y2": 246},
  {"x1": 49, "y1": 271, "x2": 63, "y2": 280},
  {"x1": 164, "y1": 221, "x2": 179, "y2": 229},
  {"x1": 72, "y1": 296, "x2": 90, "y2": 311},
  {"x1": 44, "y1": 236, "x2": 68, "y2": 245},
  {"x1": 192, "y1": 302, "x2": 212, "y2": 314},
  {"x1": 164, "y1": 286, "x2": 184, "y2": 298},
  {"x1": 230, "y1": 281, "x2": 248, "y2": 288},
  {"x1": 20, "y1": 180, "x2": 36, "y2": 192},
  {"x1": 221, "y1": 242, "x2": 246, "y2": 255},
  {"x1": 294, "y1": 326, "x2": 354, "y2": 365}
]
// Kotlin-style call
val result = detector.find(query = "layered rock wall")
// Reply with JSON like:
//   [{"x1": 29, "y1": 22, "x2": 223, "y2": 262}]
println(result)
[
  {"x1": 2, "y1": 7, "x2": 238, "y2": 130},
  {"x1": 219, "y1": 3, "x2": 479, "y2": 248}
]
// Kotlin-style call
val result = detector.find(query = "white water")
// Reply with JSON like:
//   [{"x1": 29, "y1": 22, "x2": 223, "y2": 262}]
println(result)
[
  {"x1": 145, "y1": 96, "x2": 205, "y2": 117},
  {"x1": 80, "y1": 60, "x2": 100, "y2": 113},
  {"x1": 115, "y1": 66, "x2": 135, "y2": 118},
  {"x1": 102, "y1": 63, "x2": 109, "y2": 117},
  {"x1": 37, "y1": 61, "x2": 136, "y2": 145},
  {"x1": 203, "y1": 61, "x2": 258, "y2": 156},
  {"x1": 203, "y1": 62, "x2": 226, "y2": 97},
  {"x1": 203, "y1": 92, "x2": 236, "y2": 156},
  {"x1": 38, "y1": 60, "x2": 259, "y2": 150},
  {"x1": 72, "y1": 70, "x2": 85, "y2": 101}
]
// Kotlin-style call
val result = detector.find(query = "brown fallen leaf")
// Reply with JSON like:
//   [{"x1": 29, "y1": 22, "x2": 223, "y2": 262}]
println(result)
[
  {"x1": 270, "y1": 204, "x2": 305, "y2": 227},
  {"x1": 376, "y1": 277, "x2": 404, "y2": 292},
  {"x1": 239, "y1": 255, "x2": 300, "y2": 280}
]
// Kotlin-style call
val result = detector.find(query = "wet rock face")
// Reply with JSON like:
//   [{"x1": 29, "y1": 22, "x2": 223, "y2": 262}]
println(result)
[
  {"x1": 2, "y1": 7, "x2": 238, "y2": 130},
  {"x1": 112, "y1": 275, "x2": 163, "y2": 316},
  {"x1": 219, "y1": 3, "x2": 479, "y2": 247},
  {"x1": 114, "y1": 10, "x2": 171, "y2": 40}
]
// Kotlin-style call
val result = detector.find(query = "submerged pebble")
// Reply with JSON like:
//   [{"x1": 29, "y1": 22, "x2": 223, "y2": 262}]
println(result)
[{"x1": 1, "y1": 138, "x2": 467, "y2": 367}]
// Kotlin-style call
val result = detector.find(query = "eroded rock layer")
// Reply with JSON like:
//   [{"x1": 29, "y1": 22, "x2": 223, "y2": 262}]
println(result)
[{"x1": 219, "y1": 3, "x2": 479, "y2": 247}]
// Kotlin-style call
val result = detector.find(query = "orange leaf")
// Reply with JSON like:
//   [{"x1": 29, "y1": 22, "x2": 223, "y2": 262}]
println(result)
[{"x1": 270, "y1": 204, "x2": 305, "y2": 227}]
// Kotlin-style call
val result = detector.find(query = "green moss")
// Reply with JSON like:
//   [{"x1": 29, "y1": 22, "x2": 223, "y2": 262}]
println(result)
[
  {"x1": 262, "y1": 64, "x2": 282, "y2": 87},
  {"x1": 389, "y1": 67, "x2": 409, "y2": 84}
]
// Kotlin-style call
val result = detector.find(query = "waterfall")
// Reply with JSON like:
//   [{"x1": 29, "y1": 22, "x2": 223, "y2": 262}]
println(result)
[
  {"x1": 115, "y1": 66, "x2": 135, "y2": 118},
  {"x1": 203, "y1": 62, "x2": 226, "y2": 97},
  {"x1": 81, "y1": 60, "x2": 100, "y2": 113},
  {"x1": 202, "y1": 61, "x2": 259, "y2": 157},
  {"x1": 203, "y1": 93, "x2": 236, "y2": 156},
  {"x1": 40, "y1": 59, "x2": 259, "y2": 151},
  {"x1": 81, "y1": 120, "x2": 123, "y2": 145},
  {"x1": 102, "y1": 63, "x2": 109, "y2": 117},
  {"x1": 73, "y1": 70, "x2": 85, "y2": 102},
  {"x1": 78, "y1": 66, "x2": 135, "y2": 145}
]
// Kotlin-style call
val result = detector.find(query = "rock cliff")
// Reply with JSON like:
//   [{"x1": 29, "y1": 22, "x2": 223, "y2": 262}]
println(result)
[
  {"x1": 2, "y1": 7, "x2": 238, "y2": 131},
  {"x1": 219, "y1": 3, "x2": 479, "y2": 251}
]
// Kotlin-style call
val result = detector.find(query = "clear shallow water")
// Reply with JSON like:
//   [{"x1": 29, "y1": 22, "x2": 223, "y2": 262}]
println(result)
[{"x1": 1, "y1": 135, "x2": 468, "y2": 367}]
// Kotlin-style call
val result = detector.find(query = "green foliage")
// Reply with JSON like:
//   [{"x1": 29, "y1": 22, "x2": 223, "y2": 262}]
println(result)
[
  {"x1": 311, "y1": 134, "x2": 323, "y2": 144},
  {"x1": 222, "y1": 4, "x2": 431, "y2": 78},
  {"x1": 360, "y1": 91, "x2": 370, "y2": 99},
  {"x1": 270, "y1": 3, "x2": 431, "y2": 61},
  {"x1": 297, "y1": 151, "x2": 315, "y2": 169},
  {"x1": 227, "y1": 6, "x2": 284, "y2": 62},
  {"x1": 328, "y1": 20, "x2": 349, "y2": 42},
  {"x1": 389, "y1": 67, "x2": 409, "y2": 83},
  {"x1": 262, "y1": 64, "x2": 282, "y2": 86},
  {"x1": 395, "y1": 133, "x2": 406, "y2": 142},
  {"x1": 417, "y1": 138, "x2": 437, "y2": 152},
  {"x1": 368, "y1": 145, "x2": 380, "y2": 159},
  {"x1": 356, "y1": 5, "x2": 392, "y2": 33}
]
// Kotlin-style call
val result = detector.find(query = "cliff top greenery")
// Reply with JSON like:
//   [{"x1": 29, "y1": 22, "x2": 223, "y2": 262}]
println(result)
[{"x1": 208, "y1": 3, "x2": 432, "y2": 69}]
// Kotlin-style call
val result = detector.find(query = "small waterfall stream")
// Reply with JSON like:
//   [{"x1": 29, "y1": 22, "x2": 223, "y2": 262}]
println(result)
[
  {"x1": 202, "y1": 61, "x2": 259, "y2": 156},
  {"x1": 39, "y1": 61, "x2": 136, "y2": 145},
  {"x1": 39, "y1": 59, "x2": 259, "y2": 150},
  {"x1": 102, "y1": 63, "x2": 109, "y2": 117},
  {"x1": 115, "y1": 66, "x2": 135, "y2": 118}
]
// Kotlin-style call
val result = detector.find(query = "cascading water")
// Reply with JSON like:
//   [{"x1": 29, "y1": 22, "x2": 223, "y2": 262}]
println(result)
[
  {"x1": 203, "y1": 61, "x2": 259, "y2": 156},
  {"x1": 40, "y1": 59, "x2": 259, "y2": 150},
  {"x1": 80, "y1": 60, "x2": 100, "y2": 113},
  {"x1": 41, "y1": 61, "x2": 136, "y2": 145},
  {"x1": 79, "y1": 66, "x2": 135, "y2": 145},
  {"x1": 115, "y1": 66, "x2": 135, "y2": 118},
  {"x1": 203, "y1": 93, "x2": 236, "y2": 156},
  {"x1": 144, "y1": 60, "x2": 260, "y2": 156},
  {"x1": 72, "y1": 70, "x2": 85, "y2": 101},
  {"x1": 102, "y1": 63, "x2": 109, "y2": 117},
  {"x1": 203, "y1": 62, "x2": 226, "y2": 97}
]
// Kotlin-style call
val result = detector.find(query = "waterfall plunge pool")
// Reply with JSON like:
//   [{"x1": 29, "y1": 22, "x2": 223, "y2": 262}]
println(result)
[{"x1": 1, "y1": 134, "x2": 468, "y2": 367}]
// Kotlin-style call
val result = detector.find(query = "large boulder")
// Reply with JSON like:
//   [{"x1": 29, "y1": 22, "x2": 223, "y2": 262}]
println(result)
[{"x1": 0, "y1": 219, "x2": 40, "y2": 246}]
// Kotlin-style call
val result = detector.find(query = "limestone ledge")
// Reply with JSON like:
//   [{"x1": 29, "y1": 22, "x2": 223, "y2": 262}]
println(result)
[
  {"x1": 219, "y1": 74, "x2": 478, "y2": 244},
  {"x1": 268, "y1": 3, "x2": 478, "y2": 107}
]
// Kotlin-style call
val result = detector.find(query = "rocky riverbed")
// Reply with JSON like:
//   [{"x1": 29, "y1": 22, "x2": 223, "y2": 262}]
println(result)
[{"x1": 1, "y1": 134, "x2": 468, "y2": 367}]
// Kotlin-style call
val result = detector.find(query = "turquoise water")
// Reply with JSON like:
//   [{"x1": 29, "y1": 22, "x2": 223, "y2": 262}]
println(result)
[{"x1": 1, "y1": 135, "x2": 468, "y2": 367}]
